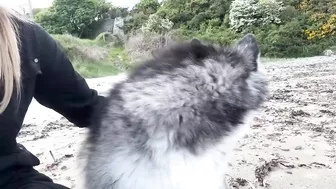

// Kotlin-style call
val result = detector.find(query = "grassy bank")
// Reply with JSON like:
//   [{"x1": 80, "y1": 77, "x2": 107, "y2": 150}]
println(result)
[
  {"x1": 52, "y1": 33, "x2": 335, "y2": 79},
  {"x1": 52, "y1": 34, "x2": 130, "y2": 78}
]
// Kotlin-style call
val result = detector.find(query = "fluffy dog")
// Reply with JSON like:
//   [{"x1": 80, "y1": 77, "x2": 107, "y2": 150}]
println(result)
[{"x1": 78, "y1": 34, "x2": 268, "y2": 189}]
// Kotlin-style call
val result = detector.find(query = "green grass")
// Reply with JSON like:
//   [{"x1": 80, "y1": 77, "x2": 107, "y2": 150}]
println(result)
[
  {"x1": 108, "y1": 47, "x2": 133, "y2": 70},
  {"x1": 72, "y1": 60, "x2": 121, "y2": 78},
  {"x1": 329, "y1": 46, "x2": 336, "y2": 52},
  {"x1": 52, "y1": 34, "x2": 130, "y2": 78},
  {"x1": 52, "y1": 34, "x2": 105, "y2": 47}
]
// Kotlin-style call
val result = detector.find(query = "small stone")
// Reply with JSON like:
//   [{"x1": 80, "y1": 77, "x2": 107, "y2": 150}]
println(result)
[
  {"x1": 279, "y1": 148, "x2": 290, "y2": 151},
  {"x1": 323, "y1": 49, "x2": 334, "y2": 56},
  {"x1": 61, "y1": 166, "x2": 67, "y2": 170},
  {"x1": 295, "y1": 146, "x2": 303, "y2": 150}
]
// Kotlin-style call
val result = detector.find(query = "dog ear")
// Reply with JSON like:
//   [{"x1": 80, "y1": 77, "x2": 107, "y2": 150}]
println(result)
[
  {"x1": 235, "y1": 33, "x2": 260, "y2": 71},
  {"x1": 190, "y1": 38, "x2": 202, "y2": 45}
]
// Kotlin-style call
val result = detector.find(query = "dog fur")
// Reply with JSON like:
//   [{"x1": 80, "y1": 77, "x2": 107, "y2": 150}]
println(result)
[{"x1": 77, "y1": 34, "x2": 268, "y2": 189}]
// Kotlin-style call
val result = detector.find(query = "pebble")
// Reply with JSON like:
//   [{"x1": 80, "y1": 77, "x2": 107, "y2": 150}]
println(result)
[{"x1": 295, "y1": 146, "x2": 303, "y2": 150}]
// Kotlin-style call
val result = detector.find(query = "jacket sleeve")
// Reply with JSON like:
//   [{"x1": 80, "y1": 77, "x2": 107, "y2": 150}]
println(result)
[{"x1": 32, "y1": 24, "x2": 106, "y2": 128}]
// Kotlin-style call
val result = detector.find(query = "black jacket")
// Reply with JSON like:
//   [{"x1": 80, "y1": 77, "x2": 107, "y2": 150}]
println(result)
[{"x1": 0, "y1": 18, "x2": 105, "y2": 184}]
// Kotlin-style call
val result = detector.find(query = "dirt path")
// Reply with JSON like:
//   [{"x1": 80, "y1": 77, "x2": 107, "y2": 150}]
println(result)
[{"x1": 18, "y1": 56, "x2": 336, "y2": 189}]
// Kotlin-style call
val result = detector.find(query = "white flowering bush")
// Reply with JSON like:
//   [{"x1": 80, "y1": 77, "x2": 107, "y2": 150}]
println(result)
[
  {"x1": 229, "y1": 0, "x2": 261, "y2": 31},
  {"x1": 141, "y1": 14, "x2": 174, "y2": 34},
  {"x1": 259, "y1": 0, "x2": 284, "y2": 25},
  {"x1": 229, "y1": 0, "x2": 284, "y2": 31}
]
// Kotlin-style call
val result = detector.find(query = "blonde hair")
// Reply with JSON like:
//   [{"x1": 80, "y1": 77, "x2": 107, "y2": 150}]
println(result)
[{"x1": 0, "y1": 6, "x2": 22, "y2": 113}]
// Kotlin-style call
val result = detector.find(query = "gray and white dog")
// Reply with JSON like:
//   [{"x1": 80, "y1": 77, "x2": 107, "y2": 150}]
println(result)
[{"x1": 77, "y1": 34, "x2": 268, "y2": 189}]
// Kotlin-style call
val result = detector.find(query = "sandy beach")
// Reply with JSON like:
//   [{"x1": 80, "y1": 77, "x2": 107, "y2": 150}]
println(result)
[{"x1": 18, "y1": 56, "x2": 336, "y2": 189}]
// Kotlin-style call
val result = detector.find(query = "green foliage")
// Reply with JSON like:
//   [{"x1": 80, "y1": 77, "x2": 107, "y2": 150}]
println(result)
[
  {"x1": 95, "y1": 32, "x2": 125, "y2": 47},
  {"x1": 124, "y1": 0, "x2": 161, "y2": 33},
  {"x1": 124, "y1": 12, "x2": 149, "y2": 34},
  {"x1": 157, "y1": 0, "x2": 192, "y2": 27},
  {"x1": 279, "y1": 5, "x2": 300, "y2": 22},
  {"x1": 141, "y1": 14, "x2": 174, "y2": 34},
  {"x1": 38, "y1": 0, "x2": 336, "y2": 64},
  {"x1": 158, "y1": 0, "x2": 334, "y2": 58},
  {"x1": 53, "y1": 34, "x2": 129, "y2": 78},
  {"x1": 188, "y1": 12, "x2": 209, "y2": 31},
  {"x1": 229, "y1": 0, "x2": 284, "y2": 32},
  {"x1": 32, "y1": 8, "x2": 46, "y2": 17},
  {"x1": 108, "y1": 47, "x2": 133, "y2": 70},
  {"x1": 72, "y1": 59, "x2": 120, "y2": 78},
  {"x1": 135, "y1": 0, "x2": 161, "y2": 15},
  {"x1": 195, "y1": 27, "x2": 242, "y2": 45},
  {"x1": 35, "y1": 0, "x2": 111, "y2": 38},
  {"x1": 156, "y1": 0, "x2": 233, "y2": 30},
  {"x1": 257, "y1": 21, "x2": 309, "y2": 57},
  {"x1": 106, "y1": 7, "x2": 129, "y2": 19}
]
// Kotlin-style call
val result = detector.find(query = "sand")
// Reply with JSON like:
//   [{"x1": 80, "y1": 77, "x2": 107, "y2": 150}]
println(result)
[{"x1": 17, "y1": 56, "x2": 336, "y2": 189}]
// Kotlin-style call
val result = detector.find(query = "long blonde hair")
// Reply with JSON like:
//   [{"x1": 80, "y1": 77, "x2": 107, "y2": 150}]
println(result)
[{"x1": 0, "y1": 6, "x2": 22, "y2": 113}]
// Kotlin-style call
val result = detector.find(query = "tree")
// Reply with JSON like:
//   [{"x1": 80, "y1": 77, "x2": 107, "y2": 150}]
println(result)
[
  {"x1": 157, "y1": 0, "x2": 194, "y2": 28},
  {"x1": 35, "y1": 0, "x2": 111, "y2": 38},
  {"x1": 124, "y1": 0, "x2": 161, "y2": 33},
  {"x1": 135, "y1": 0, "x2": 161, "y2": 15},
  {"x1": 107, "y1": 7, "x2": 129, "y2": 19}
]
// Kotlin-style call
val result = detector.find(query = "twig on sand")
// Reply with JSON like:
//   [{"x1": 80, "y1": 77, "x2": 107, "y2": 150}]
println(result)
[
  {"x1": 254, "y1": 158, "x2": 332, "y2": 187},
  {"x1": 298, "y1": 162, "x2": 332, "y2": 169},
  {"x1": 49, "y1": 150, "x2": 56, "y2": 162},
  {"x1": 255, "y1": 158, "x2": 295, "y2": 187},
  {"x1": 226, "y1": 174, "x2": 256, "y2": 189}
]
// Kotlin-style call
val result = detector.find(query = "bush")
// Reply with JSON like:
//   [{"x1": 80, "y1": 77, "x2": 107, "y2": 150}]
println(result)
[
  {"x1": 141, "y1": 14, "x2": 174, "y2": 34},
  {"x1": 35, "y1": 0, "x2": 111, "y2": 38},
  {"x1": 124, "y1": 12, "x2": 149, "y2": 34},
  {"x1": 258, "y1": 0, "x2": 284, "y2": 25},
  {"x1": 52, "y1": 34, "x2": 131, "y2": 78},
  {"x1": 256, "y1": 21, "x2": 334, "y2": 58},
  {"x1": 195, "y1": 27, "x2": 242, "y2": 46},
  {"x1": 135, "y1": 0, "x2": 160, "y2": 15},
  {"x1": 188, "y1": 12, "x2": 209, "y2": 31},
  {"x1": 53, "y1": 34, "x2": 108, "y2": 62},
  {"x1": 125, "y1": 32, "x2": 175, "y2": 61},
  {"x1": 229, "y1": 0, "x2": 261, "y2": 31},
  {"x1": 229, "y1": 0, "x2": 283, "y2": 32}
]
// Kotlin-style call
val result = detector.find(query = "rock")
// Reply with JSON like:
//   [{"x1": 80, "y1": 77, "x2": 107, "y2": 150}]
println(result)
[
  {"x1": 92, "y1": 18, "x2": 115, "y2": 38},
  {"x1": 295, "y1": 146, "x2": 303, "y2": 150},
  {"x1": 113, "y1": 17, "x2": 124, "y2": 37},
  {"x1": 280, "y1": 148, "x2": 290, "y2": 151},
  {"x1": 323, "y1": 49, "x2": 334, "y2": 56},
  {"x1": 61, "y1": 166, "x2": 67, "y2": 170}
]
